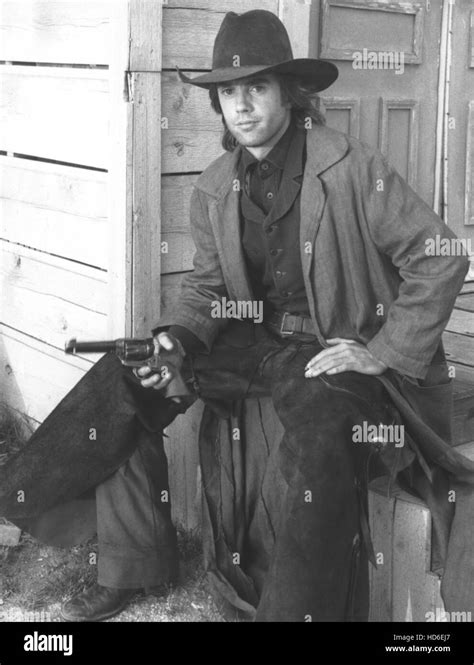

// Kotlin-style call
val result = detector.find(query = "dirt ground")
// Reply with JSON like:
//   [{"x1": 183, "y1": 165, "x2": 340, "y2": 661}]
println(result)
[{"x1": 0, "y1": 528, "x2": 226, "y2": 622}]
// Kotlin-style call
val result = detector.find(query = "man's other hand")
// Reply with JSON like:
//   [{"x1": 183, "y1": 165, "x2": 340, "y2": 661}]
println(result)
[
  {"x1": 135, "y1": 332, "x2": 184, "y2": 392},
  {"x1": 305, "y1": 338, "x2": 388, "y2": 378}
]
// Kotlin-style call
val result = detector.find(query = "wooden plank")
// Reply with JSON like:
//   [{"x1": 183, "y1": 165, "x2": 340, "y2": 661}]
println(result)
[
  {"x1": 162, "y1": 1, "x2": 278, "y2": 70},
  {"x1": 161, "y1": 71, "x2": 223, "y2": 173},
  {"x1": 0, "y1": 155, "x2": 107, "y2": 220},
  {"x1": 446, "y1": 308, "x2": 474, "y2": 336},
  {"x1": 0, "y1": 241, "x2": 108, "y2": 350},
  {"x1": 0, "y1": 0, "x2": 113, "y2": 64},
  {"x1": 0, "y1": 199, "x2": 107, "y2": 269},
  {"x1": 129, "y1": 0, "x2": 163, "y2": 72},
  {"x1": 0, "y1": 155, "x2": 108, "y2": 267},
  {"x1": 129, "y1": 71, "x2": 162, "y2": 337},
  {"x1": 107, "y1": 0, "x2": 133, "y2": 337},
  {"x1": 368, "y1": 479, "x2": 395, "y2": 622},
  {"x1": 162, "y1": 175, "x2": 196, "y2": 273},
  {"x1": 279, "y1": 0, "x2": 312, "y2": 58},
  {"x1": 0, "y1": 325, "x2": 92, "y2": 424},
  {"x1": 0, "y1": 66, "x2": 109, "y2": 169},
  {"x1": 392, "y1": 499, "x2": 443, "y2": 621},
  {"x1": 165, "y1": 0, "x2": 278, "y2": 10},
  {"x1": 443, "y1": 331, "x2": 474, "y2": 367},
  {"x1": 455, "y1": 293, "x2": 474, "y2": 312},
  {"x1": 0, "y1": 157, "x2": 107, "y2": 267}
]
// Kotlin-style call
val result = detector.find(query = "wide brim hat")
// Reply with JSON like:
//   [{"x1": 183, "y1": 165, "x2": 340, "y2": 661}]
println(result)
[{"x1": 178, "y1": 9, "x2": 338, "y2": 92}]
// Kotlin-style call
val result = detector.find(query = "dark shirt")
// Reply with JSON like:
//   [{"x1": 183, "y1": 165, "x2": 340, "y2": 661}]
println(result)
[
  {"x1": 239, "y1": 118, "x2": 310, "y2": 317},
  {"x1": 169, "y1": 117, "x2": 310, "y2": 354}
]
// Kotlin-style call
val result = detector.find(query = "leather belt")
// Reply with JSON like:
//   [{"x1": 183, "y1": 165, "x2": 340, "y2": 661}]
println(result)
[{"x1": 266, "y1": 311, "x2": 317, "y2": 336}]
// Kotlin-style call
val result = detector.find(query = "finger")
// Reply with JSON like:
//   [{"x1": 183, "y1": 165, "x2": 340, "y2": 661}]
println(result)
[
  {"x1": 140, "y1": 370, "x2": 172, "y2": 390},
  {"x1": 305, "y1": 352, "x2": 350, "y2": 377},
  {"x1": 136, "y1": 365, "x2": 153, "y2": 378},
  {"x1": 156, "y1": 333, "x2": 175, "y2": 352},
  {"x1": 326, "y1": 363, "x2": 350, "y2": 375},
  {"x1": 305, "y1": 344, "x2": 346, "y2": 370}
]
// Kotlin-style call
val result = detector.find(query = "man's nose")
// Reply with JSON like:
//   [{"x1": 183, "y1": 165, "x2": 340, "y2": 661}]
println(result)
[{"x1": 234, "y1": 89, "x2": 252, "y2": 112}]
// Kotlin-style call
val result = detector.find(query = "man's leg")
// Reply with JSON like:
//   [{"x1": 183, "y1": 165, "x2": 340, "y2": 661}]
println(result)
[
  {"x1": 254, "y1": 339, "x2": 394, "y2": 621},
  {"x1": 60, "y1": 428, "x2": 179, "y2": 622},
  {"x1": 95, "y1": 432, "x2": 178, "y2": 591}
]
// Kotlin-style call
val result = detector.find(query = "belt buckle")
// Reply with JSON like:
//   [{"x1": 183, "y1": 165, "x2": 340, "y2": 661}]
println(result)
[{"x1": 280, "y1": 312, "x2": 294, "y2": 336}]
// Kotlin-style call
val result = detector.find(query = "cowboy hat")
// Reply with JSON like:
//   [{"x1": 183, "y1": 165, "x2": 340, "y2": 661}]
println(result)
[{"x1": 177, "y1": 9, "x2": 338, "y2": 91}]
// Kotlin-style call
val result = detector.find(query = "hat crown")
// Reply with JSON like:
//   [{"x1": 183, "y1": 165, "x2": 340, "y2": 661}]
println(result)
[{"x1": 213, "y1": 10, "x2": 294, "y2": 72}]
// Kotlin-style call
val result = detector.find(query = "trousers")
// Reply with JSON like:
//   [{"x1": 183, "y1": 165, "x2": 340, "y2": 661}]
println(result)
[{"x1": 87, "y1": 320, "x2": 397, "y2": 620}]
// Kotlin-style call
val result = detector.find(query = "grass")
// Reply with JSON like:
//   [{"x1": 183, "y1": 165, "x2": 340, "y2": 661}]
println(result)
[{"x1": 0, "y1": 405, "x2": 226, "y2": 622}]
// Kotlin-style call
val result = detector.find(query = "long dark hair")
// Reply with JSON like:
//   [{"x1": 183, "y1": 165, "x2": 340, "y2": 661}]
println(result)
[{"x1": 209, "y1": 73, "x2": 326, "y2": 152}]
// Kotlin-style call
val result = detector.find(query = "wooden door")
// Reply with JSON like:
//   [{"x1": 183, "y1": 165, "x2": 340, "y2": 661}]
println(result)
[
  {"x1": 312, "y1": 0, "x2": 442, "y2": 208},
  {"x1": 447, "y1": 0, "x2": 474, "y2": 278}
]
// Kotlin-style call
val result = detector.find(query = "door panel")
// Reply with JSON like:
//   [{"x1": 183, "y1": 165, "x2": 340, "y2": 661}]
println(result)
[
  {"x1": 311, "y1": 0, "x2": 442, "y2": 208},
  {"x1": 447, "y1": 0, "x2": 474, "y2": 277}
]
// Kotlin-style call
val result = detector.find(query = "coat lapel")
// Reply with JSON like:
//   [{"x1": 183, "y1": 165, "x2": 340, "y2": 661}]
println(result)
[
  {"x1": 198, "y1": 146, "x2": 254, "y2": 302},
  {"x1": 299, "y1": 125, "x2": 349, "y2": 340},
  {"x1": 299, "y1": 125, "x2": 350, "y2": 276}
]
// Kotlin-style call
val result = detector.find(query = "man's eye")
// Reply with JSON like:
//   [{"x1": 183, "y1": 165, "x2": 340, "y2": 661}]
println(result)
[
  {"x1": 250, "y1": 85, "x2": 265, "y2": 93},
  {"x1": 220, "y1": 88, "x2": 233, "y2": 96}
]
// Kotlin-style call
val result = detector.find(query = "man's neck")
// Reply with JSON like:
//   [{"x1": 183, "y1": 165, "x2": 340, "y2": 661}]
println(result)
[{"x1": 245, "y1": 113, "x2": 292, "y2": 161}]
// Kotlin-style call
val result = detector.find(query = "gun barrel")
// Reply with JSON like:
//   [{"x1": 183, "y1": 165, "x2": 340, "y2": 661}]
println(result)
[{"x1": 65, "y1": 339, "x2": 117, "y2": 355}]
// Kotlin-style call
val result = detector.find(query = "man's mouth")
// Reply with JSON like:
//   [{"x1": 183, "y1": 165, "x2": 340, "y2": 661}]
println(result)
[{"x1": 236, "y1": 120, "x2": 259, "y2": 129}]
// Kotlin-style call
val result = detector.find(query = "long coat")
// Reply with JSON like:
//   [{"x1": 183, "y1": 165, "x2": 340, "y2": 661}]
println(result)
[{"x1": 156, "y1": 124, "x2": 474, "y2": 613}]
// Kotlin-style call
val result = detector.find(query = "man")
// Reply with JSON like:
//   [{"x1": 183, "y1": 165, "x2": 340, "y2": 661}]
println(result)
[{"x1": 0, "y1": 9, "x2": 472, "y2": 622}]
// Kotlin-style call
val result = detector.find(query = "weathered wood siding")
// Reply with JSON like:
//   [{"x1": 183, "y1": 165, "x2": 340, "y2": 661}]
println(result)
[
  {"x1": 0, "y1": 2, "x2": 113, "y2": 428},
  {"x1": 0, "y1": 0, "x2": 308, "y2": 530},
  {"x1": 0, "y1": 2, "x2": 163, "y2": 436}
]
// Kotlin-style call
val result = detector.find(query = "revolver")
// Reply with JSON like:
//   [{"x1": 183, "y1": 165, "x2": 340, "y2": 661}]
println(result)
[{"x1": 65, "y1": 337, "x2": 191, "y2": 400}]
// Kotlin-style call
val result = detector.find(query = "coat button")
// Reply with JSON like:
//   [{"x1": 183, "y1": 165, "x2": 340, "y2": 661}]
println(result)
[
  {"x1": 270, "y1": 249, "x2": 279, "y2": 256},
  {"x1": 266, "y1": 192, "x2": 274, "y2": 200},
  {"x1": 265, "y1": 226, "x2": 275, "y2": 234}
]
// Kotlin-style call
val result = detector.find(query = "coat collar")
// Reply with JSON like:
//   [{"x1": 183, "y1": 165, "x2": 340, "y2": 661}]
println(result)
[{"x1": 195, "y1": 124, "x2": 349, "y2": 199}]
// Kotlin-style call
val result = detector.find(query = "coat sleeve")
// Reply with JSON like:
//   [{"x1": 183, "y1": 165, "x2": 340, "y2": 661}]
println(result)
[
  {"x1": 361, "y1": 151, "x2": 469, "y2": 379},
  {"x1": 152, "y1": 187, "x2": 230, "y2": 352}
]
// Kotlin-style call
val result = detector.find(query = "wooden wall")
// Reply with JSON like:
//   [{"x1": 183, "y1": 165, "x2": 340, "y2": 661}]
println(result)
[
  {"x1": 0, "y1": 2, "x2": 113, "y2": 426},
  {"x1": 0, "y1": 0, "x2": 309, "y2": 530}
]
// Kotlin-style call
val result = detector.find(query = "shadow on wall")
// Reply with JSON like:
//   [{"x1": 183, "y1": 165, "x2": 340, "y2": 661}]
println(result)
[{"x1": 0, "y1": 334, "x2": 36, "y2": 443}]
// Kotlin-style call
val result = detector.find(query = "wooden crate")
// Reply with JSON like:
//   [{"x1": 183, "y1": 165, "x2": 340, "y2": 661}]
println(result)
[{"x1": 369, "y1": 441, "x2": 474, "y2": 621}]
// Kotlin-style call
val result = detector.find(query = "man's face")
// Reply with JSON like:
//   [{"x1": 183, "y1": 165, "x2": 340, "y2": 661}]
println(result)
[{"x1": 217, "y1": 73, "x2": 291, "y2": 153}]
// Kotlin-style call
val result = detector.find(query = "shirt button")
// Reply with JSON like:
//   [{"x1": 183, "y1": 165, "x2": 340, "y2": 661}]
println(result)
[
  {"x1": 276, "y1": 270, "x2": 283, "y2": 278},
  {"x1": 266, "y1": 192, "x2": 274, "y2": 200},
  {"x1": 261, "y1": 162, "x2": 269, "y2": 171}
]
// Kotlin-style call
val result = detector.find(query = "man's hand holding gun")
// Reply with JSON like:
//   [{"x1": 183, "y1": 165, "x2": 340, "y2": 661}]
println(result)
[{"x1": 65, "y1": 333, "x2": 190, "y2": 404}]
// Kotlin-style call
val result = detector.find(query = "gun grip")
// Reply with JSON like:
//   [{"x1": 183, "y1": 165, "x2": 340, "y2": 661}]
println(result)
[{"x1": 162, "y1": 370, "x2": 191, "y2": 400}]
